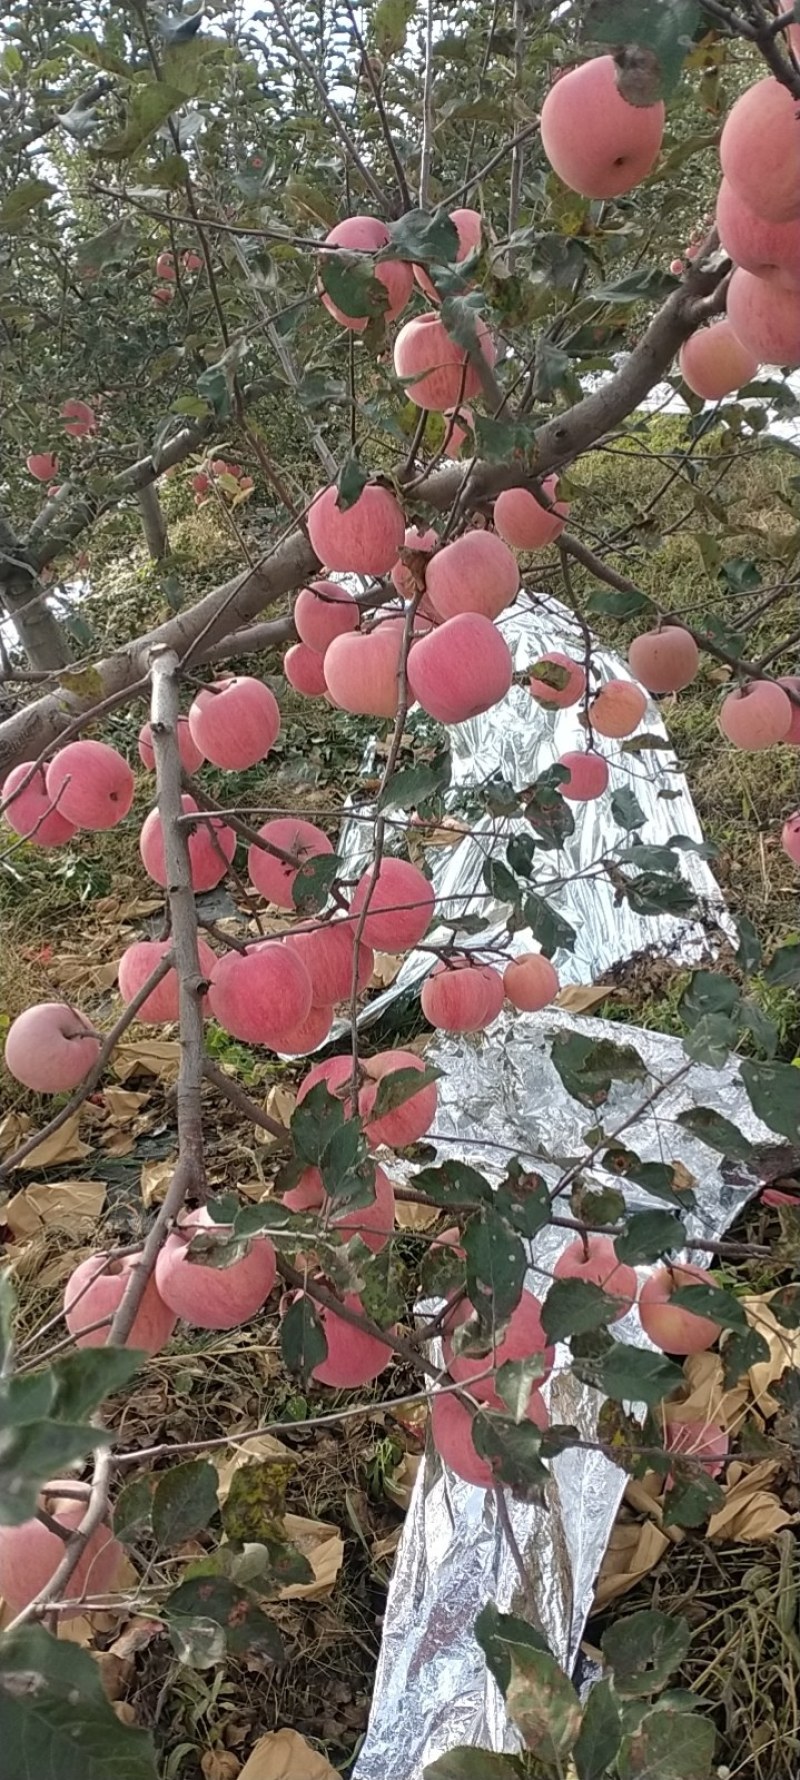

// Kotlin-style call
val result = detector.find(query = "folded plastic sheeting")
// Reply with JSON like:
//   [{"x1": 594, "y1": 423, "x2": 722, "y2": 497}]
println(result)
[
  {"x1": 336, "y1": 596, "x2": 733, "y2": 1031},
  {"x1": 351, "y1": 1012, "x2": 774, "y2": 1779},
  {"x1": 344, "y1": 596, "x2": 760, "y2": 1778}
]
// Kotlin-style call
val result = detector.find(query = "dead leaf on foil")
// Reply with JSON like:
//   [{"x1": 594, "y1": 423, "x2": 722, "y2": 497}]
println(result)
[
  {"x1": 140, "y1": 1159, "x2": 175, "y2": 1207},
  {"x1": 707, "y1": 1458, "x2": 797, "y2": 1542},
  {"x1": 280, "y1": 1514, "x2": 343, "y2": 1600},
  {"x1": 238, "y1": 1730, "x2": 338, "y2": 1780},
  {"x1": 370, "y1": 952, "x2": 403, "y2": 988},
  {"x1": 113, "y1": 1038, "x2": 181, "y2": 1083},
  {"x1": 5, "y1": 1179, "x2": 106, "y2": 1240},
  {"x1": 555, "y1": 983, "x2": 610, "y2": 1015},
  {"x1": 18, "y1": 1116, "x2": 90, "y2": 1171}
]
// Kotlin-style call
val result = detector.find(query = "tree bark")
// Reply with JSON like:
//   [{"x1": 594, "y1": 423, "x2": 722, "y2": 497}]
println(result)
[
  {"x1": 1, "y1": 569, "x2": 69, "y2": 671},
  {"x1": 137, "y1": 484, "x2": 169, "y2": 561}
]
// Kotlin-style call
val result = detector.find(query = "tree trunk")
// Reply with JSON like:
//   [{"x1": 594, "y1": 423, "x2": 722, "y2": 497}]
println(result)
[
  {"x1": 137, "y1": 485, "x2": 168, "y2": 561},
  {"x1": 1, "y1": 570, "x2": 70, "y2": 671}
]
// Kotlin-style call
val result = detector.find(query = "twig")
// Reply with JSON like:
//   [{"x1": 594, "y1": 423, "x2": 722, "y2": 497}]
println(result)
[
  {"x1": 418, "y1": 0, "x2": 435, "y2": 209},
  {"x1": 264, "y1": 0, "x2": 387, "y2": 208},
  {"x1": 202, "y1": 1057, "x2": 288, "y2": 1140}
]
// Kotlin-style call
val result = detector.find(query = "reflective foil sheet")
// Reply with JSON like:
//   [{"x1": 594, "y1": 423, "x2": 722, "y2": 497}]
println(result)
[{"x1": 341, "y1": 596, "x2": 759, "y2": 1777}]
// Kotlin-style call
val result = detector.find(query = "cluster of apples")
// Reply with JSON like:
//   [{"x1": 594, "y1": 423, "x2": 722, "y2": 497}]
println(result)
[
  {"x1": 191, "y1": 458, "x2": 255, "y2": 504},
  {"x1": 24, "y1": 402, "x2": 98, "y2": 482},
  {"x1": 432, "y1": 1243, "x2": 725, "y2": 1489},
  {"x1": 153, "y1": 246, "x2": 203, "y2": 306}
]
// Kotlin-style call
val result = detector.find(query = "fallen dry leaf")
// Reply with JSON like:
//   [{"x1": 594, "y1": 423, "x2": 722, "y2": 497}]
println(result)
[
  {"x1": 216, "y1": 1433, "x2": 293, "y2": 1501},
  {"x1": 555, "y1": 983, "x2": 610, "y2": 1015},
  {"x1": 265, "y1": 1084, "x2": 295, "y2": 1128},
  {"x1": 109, "y1": 1618, "x2": 164, "y2": 1660},
  {"x1": 371, "y1": 1527, "x2": 402, "y2": 1563},
  {"x1": 102, "y1": 1087, "x2": 150, "y2": 1121},
  {"x1": 383, "y1": 1451, "x2": 421, "y2": 1512},
  {"x1": 18, "y1": 1116, "x2": 91, "y2": 1171},
  {"x1": 593, "y1": 1515, "x2": 671, "y2": 1610},
  {"x1": 707, "y1": 1458, "x2": 798, "y2": 1542},
  {"x1": 0, "y1": 1112, "x2": 32, "y2": 1156},
  {"x1": 280, "y1": 1514, "x2": 343, "y2": 1600},
  {"x1": 394, "y1": 1196, "x2": 439, "y2": 1232},
  {"x1": 369, "y1": 952, "x2": 403, "y2": 988},
  {"x1": 140, "y1": 1158, "x2": 176, "y2": 1207},
  {"x1": 113, "y1": 1038, "x2": 181, "y2": 1083},
  {"x1": 667, "y1": 1351, "x2": 749, "y2": 1435},
  {"x1": 202, "y1": 1751, "x2": 241, "y2": 1780},
  {"x1": 238, "y1": 1730, "x2": 339, "y2": 1780},
  {"x1": 4, "y1": 1178, "x2": 106, "y2": 1240},
  {"x1": 743, "y1": 1294, "x2": 800, "y2": 1415}
]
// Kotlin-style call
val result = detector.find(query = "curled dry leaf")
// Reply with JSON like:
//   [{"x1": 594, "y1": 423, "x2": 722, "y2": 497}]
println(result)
[
  {"x1": 280, "y1": 1514, "x2": 344, "y2": 1600},
  {"x1": 238, "y1": 1730, "x2": 339, "y2": 1780},
  {"x1": 706, "y1": 1459, "x2": 798, "y2": 1543},
  {"x1": 19, "y1": 1115, "x2": 91, "y2": 1171},
  {"x1": 743, "y1": 1293, "x2": 800, "y2": 1415},
  {"x1": 140, "y1": 1157, "x2": 176, "y2": 1207},
  {"x1": 113, "y1": 1037, "x2": 181, "y2": 1082},
  {"x1": 4, "y1": 1178, "x2": 106, "y2": 1240}
]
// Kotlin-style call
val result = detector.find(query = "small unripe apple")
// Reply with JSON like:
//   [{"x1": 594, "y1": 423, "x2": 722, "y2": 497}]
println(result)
[
  {"x1": 64, "y1": 1250, "x2": 177, "y2": 1351},
  {"x1": 45, "y1": 739, "x2": 134, "y2": 831},
  {"x1": 5, "y1": 1002, "x2": 100, "y2": 1092}
]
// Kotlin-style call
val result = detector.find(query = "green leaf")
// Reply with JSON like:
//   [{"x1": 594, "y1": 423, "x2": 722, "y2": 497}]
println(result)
[
  {"x1": 504, "y1": 1645, "x2": 582, "y2": 1761},
  {"x1": 506, "y1": 834, "x2": 536, "y2": 879},
  {"x1": 764, "y1": 941, "x2": 800, "y2": 989},
  {"x1": 740, "y1": 1060, "x2": 800, "y2": 1143},
  {"x1": 484, "y1": 857, "x2": 521, "y2": 908},
  {"x1": 611, "y1": 788, "x2": 646, "y2": 831},
  {"x1": 360, "y1": 1244, "x2": 406, "y2": 1326},
  {"x1": 151, "y1": 1459, "x2": 219, "y2": 1546},
  {"x1": 372, "y1": 0, "x2": 415, "y2": 57},
  {"x1": 573, "y1": 1679, "x2": 622, "y2": 1780},
  {"x1": 586, "y1": 586, "x2": 652, "y2": 620},
  {"x1": 292, "y1": 1082, "x2": 347, "y2": 1166},
  {"x1": 388, "y1": 209, "x2": 459, "y2": 265},
  {"x1": 617, "y1": 1704, "x2": 715, "y2": 1779},
  {"x1": 90, "y1": 82, "x2": 187, "y2": 161},
  {"x1": 48, "y1": 1347, "x2": 144, "y2": 1423},
  {"x1": 221, "y1": 1459, "x2": 292, "y2": 1542},
  {"x1": 412, "y1": 1160, "x2": 493, "y2": 1205},
  {"x1": 495, "y1": 1355, "x2": 551, "y2": 1419},
  {"x1": 682, "y1": 1013, "x2": 737, "y2": 1069},
  {"x1": 594, "y1": 268, "x2": 681, "y2": 305},
  {"x1": 424, "y1": 1753, "x2": 523, "y2": 1779},
  {"x1": 596, "y1": 1346, "x2": 684, "y2": 1408},
  {"x1": 496, "y1": 1169, "x2": 551, "y2": 1239},
  {"x1": 542, "y1": 1278, "x2": 621, "y2": 1342},
  {"x1": 522, "y1": 892, "x2": 577, "y2": 958},
  {"x1": 523, "y1": 765, "x2": 574, "y2": 850},
  {"x1": 283, "y1": 173, "x2": 338, "y2": 228},
  {"x1": 464, "y1": 1210, "x2": 527, "y2": 1324},
  {"x1": 661, "y1": 1468, "x2": 725, "y2": 1529},
  {"x1": 196, "y1": 363, "x2": 233, "y2": 420},
  {"x1": 66, "y1": 31, "x2": 132, "y2": 76},
  {"x1": 587, "y1": 0, "x2": 702, "y2": 100},
  {"x1": 291, "y1": 852, "x2": 342, "y2": 913},
  {"x1": 472, "y1": 414, "x2": 539, "y2": 465},
  {"x1": 670, "y1": 1283, "x2": 746, "y2": 1331},
  {"x1": 319, "y1": 251, "x2": 389, "y2": 321},
  {"x1": 370, "y1": 1063, "x2": 441, "y2": 1122},
  {"x1": 165, "y1": 1575, "x2": 284, "y2": 1666},
  {"x1": 624, "y1": 874, "x2": 698, "y2": 919},
  {"x1": 0, "y1": 1271, "x2": 15, "y2": 1372},
  {"x1": 602, "y1": 1147, "x2": 695, "y2": 1212},
  {"x1": 615, "y1": 1211, "x2": 685, "y2": 1265},
  {"x1": 280, "y1": 1294, "x2": 327, "y2": 1384},
  {"x1": 471, "y1": 1412, "x2": 549, "y2": 1500},
  {"x1": 551, "y1": 1032, "x2": 647, "y2": 1108},
  {"x1": 0, "y1": 179, "x2": 55, "y2": 232},
  {"x1": 0, "y1": 1423, "x2": 112, "y2": 1526},
  {"x1": 735, "y1": 914, "x2": 763, "y2": 976},
  {"x1": 474, "y1": 1602, "x2": 551, "y2": 1699},
  {"x1": 680, "y1": 971, "x2": 740, "y2": 1028},
  {"x1": 675, "y1": 1106, "x2": 756, "y2": 1162},
  {"x1": 336, "y1": 453, "x2": 370, "y2": 513},
  {"x1": 378, "y1": 760, "x2": 450, "y2": 812},
  {"x1": 113, "y1": 1476, "x2": 154, "y2": 1543},
  {"x1": 532, "y1": 337, "x2": 573, "y2": 399},
  {"x1": 720, "y1": 1323, "x2": 770, "y2": 1387},
  {"x1": 0, "y1": 1623, "x2": 157, "y2": 1779},
  {"x1": 768, "y1": 1284, "x2": 800, "y2": 1328},
  {"x1": 76, "y1": 217, "x2": 140, "y2": 274},
  {"x1": 602, "y1": 1609, "x2": 691, "y2": 1698}
]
